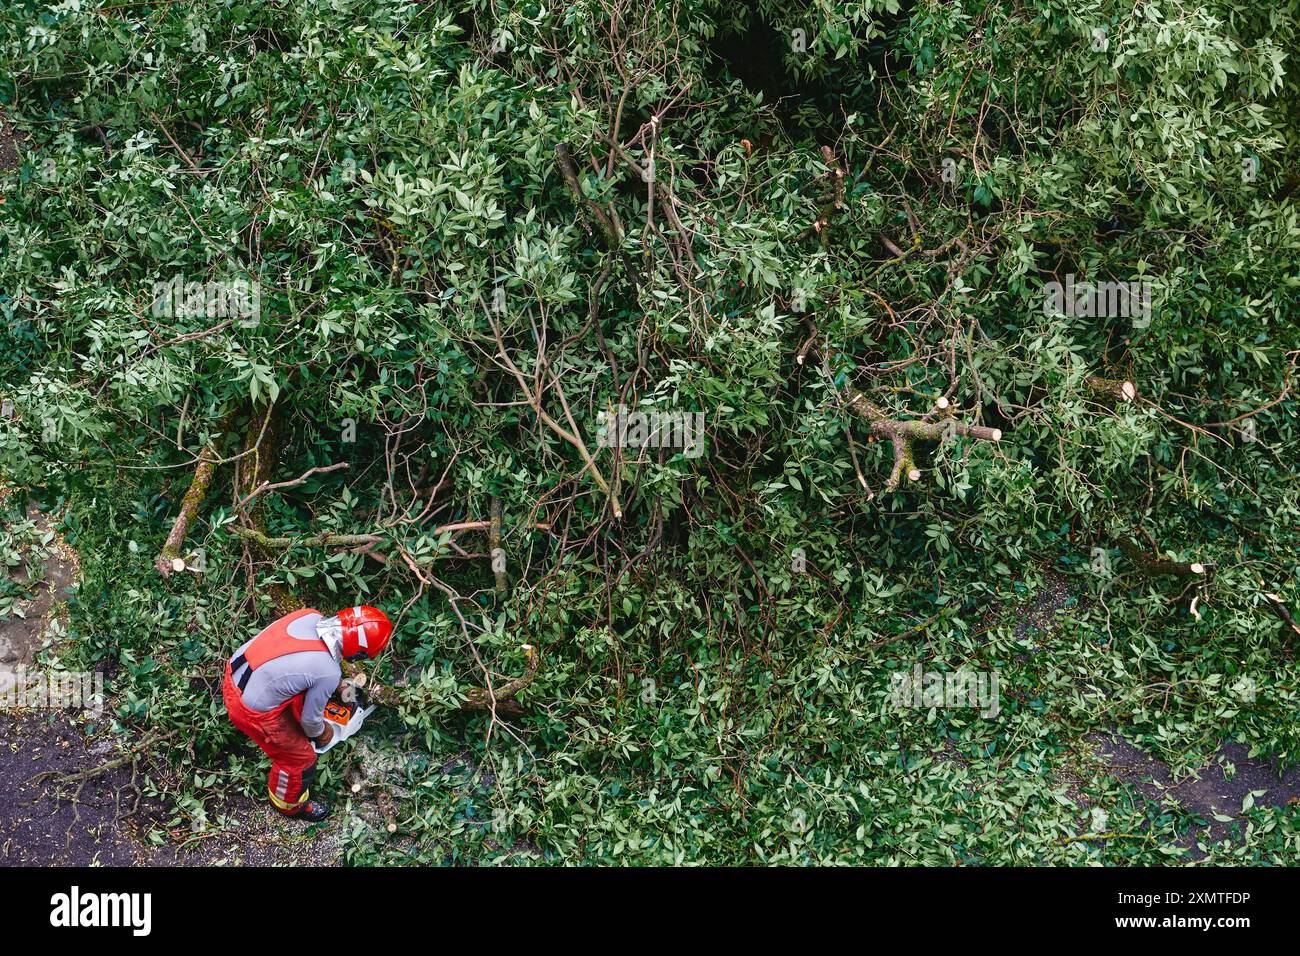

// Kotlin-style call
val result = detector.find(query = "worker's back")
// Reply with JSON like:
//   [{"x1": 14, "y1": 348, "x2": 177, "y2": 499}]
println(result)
[{"x1": 229, "y1": 609, "x2": 341, "y2": 738}]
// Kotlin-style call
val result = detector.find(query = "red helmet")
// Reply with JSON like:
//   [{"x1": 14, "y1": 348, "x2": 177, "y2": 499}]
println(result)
[{"x1": 337, "y1": 605, "x2": 392, "y2": 660}]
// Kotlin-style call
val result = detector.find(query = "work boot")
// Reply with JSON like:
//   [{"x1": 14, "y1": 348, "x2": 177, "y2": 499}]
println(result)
[{"x1": 280, "y1": 798, "x2": 331, "y2": 822}]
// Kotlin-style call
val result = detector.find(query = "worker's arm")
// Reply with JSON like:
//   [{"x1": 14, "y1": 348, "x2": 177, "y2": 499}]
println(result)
[{"x1": 298, "y1": 665, "x2": 343, "y2": 740}]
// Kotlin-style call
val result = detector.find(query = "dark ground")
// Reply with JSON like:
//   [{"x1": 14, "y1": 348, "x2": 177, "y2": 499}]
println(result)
[
  {"x1": 0, "y1": 497, "x2": 342, "y2": 867},
  {"x1": 0, "y1": 503, "x2": 76, "y2": 677},
  {"x1": 1090, "y1": 733, "x2": 1300, "y2": 857},
  {"x1": 0, "y1": 710, "x2": 342, "y2": 866},
  {"x1": 0, "y1": 111, "x2": 18, "y2": 175},
  {"x1": 1019, "y1": 570, "x2": 1300, "y2": 858},
  {"x1": 1, "y1": 711, "x2": 161, "y2": 865}
]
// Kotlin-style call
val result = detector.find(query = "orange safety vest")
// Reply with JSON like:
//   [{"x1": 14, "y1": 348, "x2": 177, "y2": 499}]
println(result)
[{"x1": 228, "y1": 608, "x2": 330, "y2": 721}]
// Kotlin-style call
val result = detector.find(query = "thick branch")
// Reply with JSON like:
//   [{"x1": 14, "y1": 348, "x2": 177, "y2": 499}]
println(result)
[
  {"x1": 796, "y1": 145, "x2": 847, "y2": 242},
  {"x1": 1085, "y1": 376, "x2": 1138, "y2": 403},
  {"x1": 155, "y1": 412, "x2": 237, "y2": 576},
  {"x1": 155, "y1": 447, "x2": 219, "y2": 576},
  {"x1": 354, "y1": 643, "x2": 540, "y2": 720},
  {"x1": 1262, "y1": 593, "x2": 1300, "y2": 639},
  {"x1": 227, "y1": 519, "x2": 549, "y2": 552},
  {"x1": 843, "y1": 387, "x2": 1002, "y2": 489},
  {"x1": 462, "y1": 643, "x2": 539, "y2": 713},
  {"x1": 489, "y1": 496, "x2": 507, "y2": 595},
  {"x1": 799, "y1": 336, "x2": 1003, "y2": 491},
  {"x1": 236, "y1": 403, "x2": 303, "y2": 615},
  {"x1": 556, "y1": 142, "x2": 641, "y2": 290},
  {"x1": 1116, "y1": 538, "x2": 1207, "y2": 578},
  {"x1": 229, "y1": 526, "x2": 383, "y2": 549}
]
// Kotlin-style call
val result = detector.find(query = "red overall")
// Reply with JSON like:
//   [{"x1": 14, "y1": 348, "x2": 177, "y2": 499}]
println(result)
[{"x1": 222, "y1": 608, "x2": 328, "y2": 814}]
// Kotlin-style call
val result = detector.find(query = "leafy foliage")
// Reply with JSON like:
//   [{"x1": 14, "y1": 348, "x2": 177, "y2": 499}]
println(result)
[{"x1": 1, "y1": 0, "x2": 1298, "y2": 863}]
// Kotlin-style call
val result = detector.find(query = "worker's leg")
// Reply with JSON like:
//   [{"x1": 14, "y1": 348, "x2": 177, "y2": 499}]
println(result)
[
  {"x1": 223, "y1": 667, "x2": 317, "y2": 815},
  {"x1": 261, "y1": 706, "x2": 319, "y2": 815}
]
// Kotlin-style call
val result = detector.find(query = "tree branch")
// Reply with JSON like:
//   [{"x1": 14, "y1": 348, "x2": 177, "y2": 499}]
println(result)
[
  {"x1": 1116, "y1": 538, "x2": 1207, "y2": 578},
  {"x1": 232, "y1": 461, "x2": 349, "y2": 512},
  {"x1": 461, "y1": 643, "x2": 540, "y2": 715},
  {"x1": 155, "y1": 410, "x2": 239, "y2": 576}
]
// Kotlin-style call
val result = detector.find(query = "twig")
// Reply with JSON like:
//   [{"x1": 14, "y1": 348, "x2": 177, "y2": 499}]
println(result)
[{"x1": 232, "y1": 461, "x2": 349, "y2": 512}]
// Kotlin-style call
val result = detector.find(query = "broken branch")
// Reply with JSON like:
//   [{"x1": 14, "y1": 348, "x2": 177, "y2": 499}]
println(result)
[
  {"x1": 155, "y1": 411, "x2": 238, "y2": 576},
  {"x1": 1116, "y1": 538, "x2": 1207, "y2": 578},
  {"x1": 228, "y1": 526, "x2": 384, "y2": 549},
  {"x1": 1085, "y1": 376, "x2": 1138, "y2": 403},
  {"x1": 843, "y1": 388, "x2": 1002, "y2": 490},
  {"x1": 155, "y1": 445, "x2": 220, "y2": 576},
  {"x1": 1262, "y1": 592, "x2": 1300, "y2": 639},
  {"x1": 461, "y1": 643, "x2": 540, "y2": 714},
  {"x1": 232, "y1": 461, "x2": 349, "y2": 512}
]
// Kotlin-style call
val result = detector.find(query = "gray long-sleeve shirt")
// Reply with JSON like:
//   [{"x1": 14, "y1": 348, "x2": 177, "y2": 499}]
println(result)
[{"x1": 231, "y1": 611, "x2": 341, "y2": 738}]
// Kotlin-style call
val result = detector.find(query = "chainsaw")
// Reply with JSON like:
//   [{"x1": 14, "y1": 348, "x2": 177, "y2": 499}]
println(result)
[{"x1": 313, "y1": 676, "x2": 377, "y2": 754}]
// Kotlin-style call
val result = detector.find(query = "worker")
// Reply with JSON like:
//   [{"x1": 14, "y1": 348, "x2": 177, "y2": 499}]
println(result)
[{"x1": 222, "y1": 605, "x2": 392, "y2": 821}]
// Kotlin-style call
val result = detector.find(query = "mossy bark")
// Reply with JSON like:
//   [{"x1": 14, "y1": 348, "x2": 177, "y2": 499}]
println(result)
[
  {"x1": 155, "y1": 410, "x2": 238, "y2": 576},
  {"x1": 489, "y1": 496, "x2": 507, "y2": 595},
  {"x1": 1117, "y1": 538, "x2": 1207, "y2": 578},
  {"x1": 461, "y1": 643, "x2": 539, "y2": 717},
  {"x1": 237, "y1": 403, "x2": 303, "y2": 615}
]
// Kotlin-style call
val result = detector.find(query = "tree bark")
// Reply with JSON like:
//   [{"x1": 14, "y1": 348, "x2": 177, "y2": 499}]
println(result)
[
  {"x1": 155, "y1": 447, "x2": 219, "y2": 576},
  {"x1": 228, "y1": 526, "x2": 383, "y2": 549},
  {"x1": 236, "y1": 403, "x2": 303, "y2": 615},
  {"x1": 462, "y1": 643, "x2": 539, "y2": 714},
  {"x1": 361, "y1": 644, "x2": 540, "y2": 721},
  {"x1": 1117, "y1": 538, "x2": 1207, "y2": 578},
  {"x1": 489, "y1": 496, "x2": 507, "y2": 595},
  {"x1": 1263, "y1": 593, "x2": 1300, "y2": 639},
  {"x1": 1085, "y1": 376, "x2": 1137, "y2": 403},
  {"x1": 843, "y1": 387, "x2": 1002, "y2": 490},
  {"x1": 155, "y1": 411, "x2": 237, "y2": 576}
]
